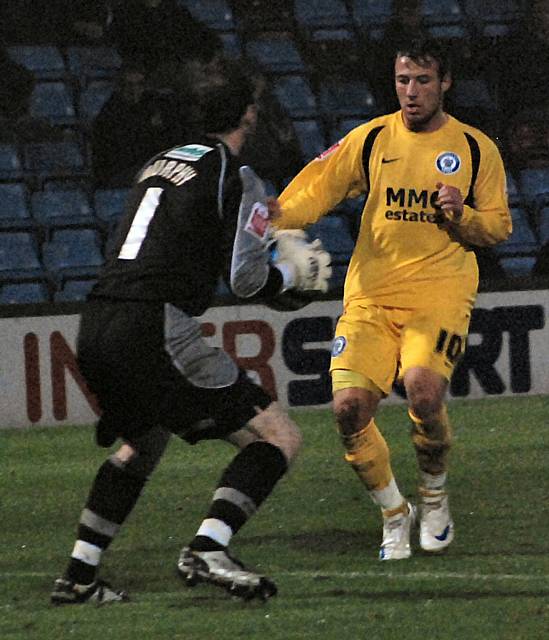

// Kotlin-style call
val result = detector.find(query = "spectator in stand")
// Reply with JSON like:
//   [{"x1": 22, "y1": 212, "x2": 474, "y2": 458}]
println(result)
[
  {"x1": 90, "y1": 64, "x2": 192, "y2": 188},
  {"x1": 107, "y1": 0, "x2": 224, "y2": 93},
  {"x1": 239, "y1": 65, "x2": 304, "y2": 191},
  {"x1": 503, "y1": 108, "x2": 549, "y2": 180}
]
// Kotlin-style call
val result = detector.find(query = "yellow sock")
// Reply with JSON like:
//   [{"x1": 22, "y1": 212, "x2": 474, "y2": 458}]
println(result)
[
  {"x1": 409, "y1": 405, "x2": 452, "y2": 475},
  {"x1": 342, "y1": 420, "x2": 393, "y2": 492}
]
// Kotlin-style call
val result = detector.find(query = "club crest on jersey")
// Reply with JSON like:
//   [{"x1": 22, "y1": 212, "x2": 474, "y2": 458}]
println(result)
[
  {"x1": 436, "y1": 152, "x2": 461, "y2": 174},
  {"x1": 245, "y1": 202, "x2": 270, "y2": 240},
  {"x1": 331, "y1": 336, "x2": 347, "y2": 357}
]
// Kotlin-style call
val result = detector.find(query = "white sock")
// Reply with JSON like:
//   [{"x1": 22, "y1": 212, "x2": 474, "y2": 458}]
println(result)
[
  {"x1": 419, "y1": 471, "x2": 447, "y2": 492},
  {"x1": 195, "y1": 518, "x2": 233, "y2": 547},
  {"x1": 369, "y1": 478, "x2": 406, "y2": 510}
]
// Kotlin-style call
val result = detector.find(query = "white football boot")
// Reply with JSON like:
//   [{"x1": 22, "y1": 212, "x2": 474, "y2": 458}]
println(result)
[
  {"x1": 379, "y1": 502, "x2": 416, "y2": 560},
  {"x1": 419, "y1": 489, "x2": 455, "y2": 552}
]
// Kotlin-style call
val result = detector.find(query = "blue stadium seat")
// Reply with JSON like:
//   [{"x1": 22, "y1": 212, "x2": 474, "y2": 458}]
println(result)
[
  {"x1": 319, "y1": 78, "x2": 378, "y2": 118},
  {"x1": 0, "y1": 231, "x2": 45, "y2": 279},
  {"x1": 245, "y1": 32, "x2": 306, "y2": 74},
  {"x1": 421, "y1": 0, "x2": 464, "y2": 25},
  {"x1": 329, "y1": 117, "x2": 365, "y2": 144},
  {"x1": 29, "y1": 81, "x2": 76, "y2": 125},
  {"x1": 0, "y1": 183, "x2": 32, "y2": 230},
  {"x1": 42, "y1": 228, "x2": 104, "y2": 280},
  {"x1": 493, "y1": 206, "x2": 540, "y2": 277},
  {"x1": 0, "y1": 280, "x2": 50, "y2": 304},
  {"x1": 306, "y1": 214, "x2": 356, "y2": 289},
  {"x1": 519, "y1": 168, "x2": 549, "y2": 201},
  {"x1": 292, "y1": 120, "x2": 326, "y2": 162},
  {"x1": 78, "y1": 80, "x2": 113, "y2": 123},
  {"x1": 93, "y1": 188, "x2": 130, "y2": 225},
  {"x1": 294, "y1": 0, "x2": 352, "y2": 29},
  {"x1": 54, "y1": 277, "x2": 97, "y2": 302},
  {"x1": 220, "y1": 31, "x2": 242, "y2": 58},
  {"x1": 463, "y1": 0, "x2": 520, "y2": 36},
  {"x1": 23, "y1": 138, "x2": 86, "y2": 178},
  {"x1": 0, "y1": 143, "x2": 23, "y2": 180},
  {"x1": 537, "y1": 206, "x2": 549, "y2": 246},
  {"x1": 7, "y1": 45, "x2": 66, "y2": 79},
  {"x1": 31, "y1": 188, "x2": 96, "y2": 230},
  {"x1": 179, "y1": 0, "x2": 235, "y2": 30},
  {"x1": 350, "y1": 0, "x2": 393, "y2": 28},
  {"x1": 273, "y1": 75, "x2": 318, "y2": 119},
  {"x1": 66, "y1": 46, "x2": 122, "y2": 82}
]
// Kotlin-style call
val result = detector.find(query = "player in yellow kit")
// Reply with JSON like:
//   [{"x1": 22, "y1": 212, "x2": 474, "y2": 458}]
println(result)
[{"x1": 270, "y1": 38, "x2": 511, "y2": 560}]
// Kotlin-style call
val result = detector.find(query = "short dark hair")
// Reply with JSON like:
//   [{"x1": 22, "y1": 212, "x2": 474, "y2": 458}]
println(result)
[
  {"x1": 192, "y1": 58, "x2": 255, "y2": 133},
  {"x1": 395, "y1": 37, "x2": 451, "y2": 79}
]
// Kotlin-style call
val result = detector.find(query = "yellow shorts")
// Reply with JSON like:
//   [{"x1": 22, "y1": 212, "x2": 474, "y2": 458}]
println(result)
[{"x1": 330, "y1": 303, "x2": 471, "y2": 396}]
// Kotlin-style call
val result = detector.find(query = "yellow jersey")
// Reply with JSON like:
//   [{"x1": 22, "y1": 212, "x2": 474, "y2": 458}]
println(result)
[{"x1": 277, "y1": 111, "x2": 511, "y2": 309}]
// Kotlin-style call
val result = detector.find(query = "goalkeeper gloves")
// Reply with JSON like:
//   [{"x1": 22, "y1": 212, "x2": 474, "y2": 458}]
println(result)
[{"x1": 271, "y1": 229, "x2": 332, "y2": 293}]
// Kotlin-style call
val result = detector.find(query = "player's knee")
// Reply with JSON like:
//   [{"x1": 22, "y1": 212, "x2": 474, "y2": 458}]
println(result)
[
  {"x1": 334, "y1": 397, "x2": 363, "y2": 437},
  {"x1": 405, "y1": 373, "x2": 446, "y2": 422},
  {"x1": 249, "y1": 402, "x2": 302, "y2": 464}
]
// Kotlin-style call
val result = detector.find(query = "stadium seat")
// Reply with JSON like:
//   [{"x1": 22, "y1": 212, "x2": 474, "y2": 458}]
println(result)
[
  {"x1": 0, "y1": 280, "x2": 51, "y2": 304},
  {"x1": 304, "y1": 28, "x2": 362, "y2": 77},
  {"x1": 93, "y1": 188, "x2": 130, "y2": 225},
  {"x1": 66, "y1": 46, "x2": 122, "y2": 83},
  {"x1": 0, "y1": 143, "x2": 23, "y2": 180},
  {"x1": 245, "y1": 32, "x2": 306, "y2": 74},
  {"x1": 421, "y1": 0, "x2": 464, "y2": 25},
  {"x1": 0, "y1": 183, "x2": 33, "y2": 230},
  {"x1": 179, "y1": 0, "x2": 235, "y2": 30},
  {"x1": 537, "y1": 206, "x2": 549, "y2": 246},
  {"x1": 329, "y1": 117, "x2": 365, "y2": 144},
  {"x1": 350, "y1": 0, "x2": 393, "y2": 28},
  {"x1": 294, "y1": 0, "x2": 352, "y2": 29},
  {"x1": 78, "y1": 79, "x2": 114, "y2": 123},
  {"x1": 29, "y1": 81, "x2": 76, "y2": 125},
  {"x1": 42, "y1": 228, "x2": 104, "y2": 280},
  {"x1": 0, "y1": 231, "x2": 45, "y2": 279},
  {"x1": 273, "y1": 75, "x2": 318, "y2": 119},
  {"x1": 23, "y1": 137, "x2": 86, "y2": 178},
  {"x1": 519, "y1": 168, "x2": 549, "y2": 201},
  {"x1": 292, "y1": 120, "x2": 326, "y2": 162},
  {"x1": 31, "y1": 188, "x2": 96, "y2": 230},
  {"x1": 219, "y1": 31, "x2": 242, "y2": 58},
  {"x1": 463, "y1": 0, "x2": 520, "y2": 36},
  {"x1": 54, "y1": 277, "x2": 97, "y2": 302},
  {"x1": 7, "y1": 45, "x2": 66, "y2": 80},
  {"x1": 493, "y1": 206, "x2": 540, "y2": 277},
  {"x1": 319, "y1": 78, "x2": 378, "y2": 118},
  {"x1": 306, "y1": 214, "x2": 356, "y2": 289}
]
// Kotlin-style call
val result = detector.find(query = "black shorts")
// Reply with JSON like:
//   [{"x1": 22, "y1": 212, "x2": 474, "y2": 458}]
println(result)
[{"x1": 77, "y1": 299, "x2": 273, "y2": 444}]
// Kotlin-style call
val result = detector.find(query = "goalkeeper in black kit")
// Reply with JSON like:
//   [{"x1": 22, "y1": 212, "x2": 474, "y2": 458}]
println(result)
[{"x1": 50, "y1": 58, "x2": 331, "y2": 605}]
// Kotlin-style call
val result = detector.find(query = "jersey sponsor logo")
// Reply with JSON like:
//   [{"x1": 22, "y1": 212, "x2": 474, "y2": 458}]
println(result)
[
  {"x1": 317, "y1": 141, "x2": 341, "y2": 160},
  {"x1": 436, "y1": 151, "x2": 461, "y2": 174},
  {"x1": 245, "y1": 202, "x2": 270, "y2": 240},
  {"x1": 384, "y1": 186, "x2": 444, "y2": 224},
  {"x1": 331, "y1": 335, "x2": 347, "y2": 357},
  {"x1": 166, "y1": 144, "x2": 214, "y2": 162}
]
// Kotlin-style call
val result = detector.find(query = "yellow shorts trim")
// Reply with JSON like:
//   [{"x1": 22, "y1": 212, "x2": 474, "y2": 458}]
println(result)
[{"x1": 332, "y1": 368, "x2": 384, "y2": 396}]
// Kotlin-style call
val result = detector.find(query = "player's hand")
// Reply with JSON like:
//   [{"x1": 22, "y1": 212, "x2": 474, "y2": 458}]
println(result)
[{"x1": 435, "y1": 182, "x2": 464, "y2": 223}]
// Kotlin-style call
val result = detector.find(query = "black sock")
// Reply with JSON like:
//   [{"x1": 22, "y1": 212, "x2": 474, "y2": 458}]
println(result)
[
  {"x1": 190, "y1": 442, "x2": 287, "y2": 551},
  {"x1": 64, "y1": 459, "x2": 147, "y2": 584}
]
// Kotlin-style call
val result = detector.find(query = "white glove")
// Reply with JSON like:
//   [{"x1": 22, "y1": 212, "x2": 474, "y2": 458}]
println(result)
[{"x1": 272, "y1": 229, "x2": 332, "y2": 293}]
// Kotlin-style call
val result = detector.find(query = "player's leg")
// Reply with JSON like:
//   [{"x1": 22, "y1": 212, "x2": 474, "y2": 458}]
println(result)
[
  {"x1": 174, "y1": 373, "x2": 301, "y2": 599},
  {"x1": 330, "y1": 304, "x2": 415, "y2": 560},
  {"x1": 51, "y1": 427, "x2": 170, "y2": 605},
  {"x1": 400, "y1": 307, "x2": 470, "y2": 552}
]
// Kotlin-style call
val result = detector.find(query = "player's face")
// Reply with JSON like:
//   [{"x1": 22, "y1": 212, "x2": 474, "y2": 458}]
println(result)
[{"x1": 395, "y1": 56, "x2": 451, "y2": 132}]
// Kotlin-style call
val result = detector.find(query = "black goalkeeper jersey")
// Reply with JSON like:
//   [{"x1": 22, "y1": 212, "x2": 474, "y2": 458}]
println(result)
[{"x1": 91, "y1": 137, "x2": 282, "y2": 316}]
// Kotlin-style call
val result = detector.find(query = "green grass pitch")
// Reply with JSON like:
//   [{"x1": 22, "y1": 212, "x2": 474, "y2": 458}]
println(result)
[{"x1": 2, "y1": 396, "x2": 548, "y2": 640}]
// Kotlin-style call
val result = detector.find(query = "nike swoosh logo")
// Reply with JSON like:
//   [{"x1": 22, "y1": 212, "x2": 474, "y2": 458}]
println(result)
[
  {"x1": 381, "y1": 157, "x2": 400, "y2": 164},
  {"x1": 435, "y1": 525, "x2": 451, "y2": 541}
]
